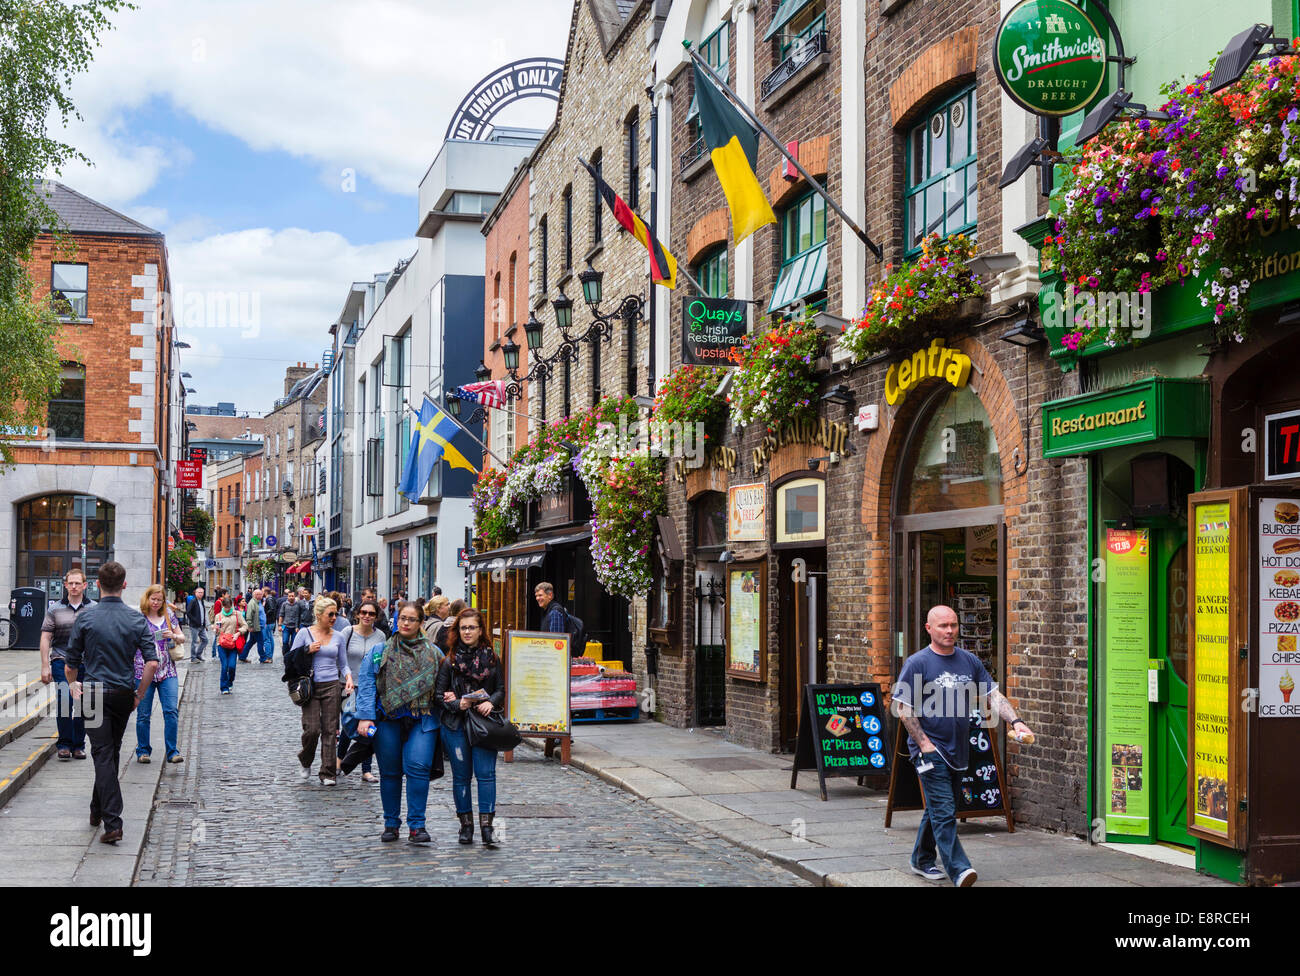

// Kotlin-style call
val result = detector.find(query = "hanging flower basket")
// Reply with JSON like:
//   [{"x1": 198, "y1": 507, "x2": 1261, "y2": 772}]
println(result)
[{"x1": 727, "y1": 321, "x2": 824, "y2": 433}]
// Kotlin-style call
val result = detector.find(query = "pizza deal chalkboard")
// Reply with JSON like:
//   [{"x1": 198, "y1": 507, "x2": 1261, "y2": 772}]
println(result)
[
  {"x1": 790, "y1": 683, "x2": 891, "y2": 800},
  {"x1": 682, "y1": 296, "x2": 748, "y2": 366}
]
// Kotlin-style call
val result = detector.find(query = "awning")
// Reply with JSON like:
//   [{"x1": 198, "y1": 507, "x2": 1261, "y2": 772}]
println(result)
[
  {"x1": 768, "y1": 243, "x2": 827, "y2": 313},
  {"x1": 467, "y1": 528, "x2": 592, "y2": 573},
  {"x1": 763, "y1": 0, "x2": 815, "y2": 41},
  {"x1": 286, "y1": 560, "x2": 311, "y2": 574}
]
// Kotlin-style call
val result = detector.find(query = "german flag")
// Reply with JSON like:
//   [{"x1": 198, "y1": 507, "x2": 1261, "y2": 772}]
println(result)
[
  {"x1": 692, "y1": 63, "x2": 776, "y2": 244},
  {"x1": 579, "y1": 158, "x2": 677, "y2": 289}
]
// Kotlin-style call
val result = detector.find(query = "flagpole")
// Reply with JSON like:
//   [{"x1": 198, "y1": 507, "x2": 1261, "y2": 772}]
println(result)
[
  {"x1": 407, "y1": 397, "x2": 506, "y2": 468},
  {"x1": 684, "y1": 43, "x2": 883, "y2": 262}
]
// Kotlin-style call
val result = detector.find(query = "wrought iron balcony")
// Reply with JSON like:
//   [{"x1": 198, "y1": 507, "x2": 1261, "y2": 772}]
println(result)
[
  {"x1": 679, "y1": 135, "x2": 707, "y2": 173},
  {"x1": 761, "y1": 30, "x2": 829, "y2": 102}
]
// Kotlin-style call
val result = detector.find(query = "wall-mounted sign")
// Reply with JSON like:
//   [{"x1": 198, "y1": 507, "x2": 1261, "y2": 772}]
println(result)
[
  {"x1": 188, "y1": 447, "x2": 208, "y2": 463},
  {"x1": 671, "y1": 444, "x2": 738, "y2": 484},
  {"x1": 1265, "y1": 409, "x2": 1300, "y2": 481},
  {"x1": 775, "y1": 478, "x2": 824, "y2": 545},
  {"x1": 1104, "y1": 529, "x2": 1152, "y2": 836},
  {"x1": 265, "y1": 534, "x2": 278, "y2": 548},
  {"x1": 444, "y1": 58, "x2": 564, "y2": 141},
  {"x1": 681, "y1": 296, "x2": 748, "y2": 366},
  {"x1": 1257, "y1": 496, "x2": 1300, "y2": 717},
  {"x1": 855, "y1": 403, "x2": 879, "y2": 432},
  {"x1": 1041, "y1": 379, "x2": 1210, "y2": 458},
  {"x1": 752, "y1": 416, "x2": 849, "y2": 473},
  {"x1": 725, "y1": 560, "x2": 766, "y2": 680},
  {"x1": 176, "y1": 461, "x2": 203, "y2": 489},
  {"x1": 727, "y1": 482, "x2": 766, "y2": 543},
  {"x1": 251, "y1": 536, "x2": 262, "y2": 548},
  {"x1": 458, "y1": 547, "x2": 472, "y2": 569},
  {"x1": 883, "y1": 338, "x2": 972, "y2": 406},
  {"x1": 994, "y1": 0, "x2": 1107, "y2": 117}
]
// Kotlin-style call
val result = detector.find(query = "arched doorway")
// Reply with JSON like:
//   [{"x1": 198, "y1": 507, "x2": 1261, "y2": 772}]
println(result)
[
  {"x1": 890, "y1": 384, "x2": 1004, "y2": 683},
  {"x1": 15, "y1": 494, "x2": 116, "y2": 601}
]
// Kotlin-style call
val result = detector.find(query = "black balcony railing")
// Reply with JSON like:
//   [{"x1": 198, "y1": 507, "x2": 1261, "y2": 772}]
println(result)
[
  {"x1": 679, "y1": 134, "x2": 707, "y2": 173},
  {"x1": 761, "y1": 30, "x2": 829, "y2": 102}
]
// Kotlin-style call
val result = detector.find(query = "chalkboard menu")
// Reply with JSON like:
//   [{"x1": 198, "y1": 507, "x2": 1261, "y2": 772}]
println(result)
[
  {"x1": 884, "y1": 709, "x2": 1014, "y2": 831},
  {"x1": 790, "y1": 683, "x2": 891, "y2": 800}
]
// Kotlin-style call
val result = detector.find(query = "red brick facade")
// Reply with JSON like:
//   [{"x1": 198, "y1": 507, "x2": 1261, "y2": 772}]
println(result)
[{"x1": 483, "y1": 166, "x2": 531, "y2": 455}]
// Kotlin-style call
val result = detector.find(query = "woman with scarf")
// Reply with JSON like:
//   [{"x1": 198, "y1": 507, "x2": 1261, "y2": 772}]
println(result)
[
  {"x1": 435, "y1": 608, "x2": 503, "y2": 847},
  {"x1": 211, "y1": 595, "x2": 248, "y2": 695},
  {"x1": 355, "y1": 601, "x2": 445, "y2": 843}
]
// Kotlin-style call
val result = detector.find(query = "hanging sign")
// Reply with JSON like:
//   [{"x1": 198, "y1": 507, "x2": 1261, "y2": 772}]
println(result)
[
  {"x1": 994, "y1": 0, "x2": 1108, "y2": 117},
  {"x1": 176, "y1": 461, "x2": 203, "y2": 489},
  {"x1": 1264, "y1": 409, "x2": 1300, "y2": 481},
  {"x1": 1104, "y1": 529, "x2": 1152, "y2": 836},
  {"x1": 681, "y1": 296, "x2": 748, "y2": 366}
]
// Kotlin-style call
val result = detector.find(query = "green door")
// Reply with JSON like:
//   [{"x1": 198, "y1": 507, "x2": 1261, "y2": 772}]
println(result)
[{"x1": 1153, "y1": 525, "x2": 1192, "y2": 847}]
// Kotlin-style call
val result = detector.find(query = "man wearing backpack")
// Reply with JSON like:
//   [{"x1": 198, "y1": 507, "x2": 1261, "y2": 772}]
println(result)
[{"x1": 535, "y1": 582, "x2": 585, "y2": 657}]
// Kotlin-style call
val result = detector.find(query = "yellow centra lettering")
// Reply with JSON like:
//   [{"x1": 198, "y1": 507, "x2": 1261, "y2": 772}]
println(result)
[
  {"x1": 885, "y1": 363, "x2": 901, "y2": 404},
  {"x1": 945, "y1": 352, "x2": 971, "y2": 387}
]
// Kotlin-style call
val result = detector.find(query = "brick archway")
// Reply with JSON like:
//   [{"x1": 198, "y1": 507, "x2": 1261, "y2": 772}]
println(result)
[{"x1": 888, "y1": 26, "x2": 980, "y2": 129}]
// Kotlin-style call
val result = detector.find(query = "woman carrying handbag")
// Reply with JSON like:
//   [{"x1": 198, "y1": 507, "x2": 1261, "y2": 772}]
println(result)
[
  {"x1": 291, "y1": 596, "x2": 352, "y2": 785},
  {"x1": 135, "y1": 584, "x2": 186, "y2": 764},
  {"x1": 212, "y1": 596, "x2": 248, "y2": 695},
  {"x1": 355, "y1": 602, "x2": 445, "y2": 842},
  {"x1": 435, "y1": 608, "x2": 507, "y2": 847}
]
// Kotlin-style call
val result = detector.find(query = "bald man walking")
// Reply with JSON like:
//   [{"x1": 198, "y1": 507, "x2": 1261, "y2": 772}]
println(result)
[{"x1": 891, "y1": 605, "x2": 1034, "y2": 887}]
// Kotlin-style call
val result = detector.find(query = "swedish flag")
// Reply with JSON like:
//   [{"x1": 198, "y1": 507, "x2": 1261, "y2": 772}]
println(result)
[{"x1": 398, "y1": 396, "x2": 477, "y2": 499}]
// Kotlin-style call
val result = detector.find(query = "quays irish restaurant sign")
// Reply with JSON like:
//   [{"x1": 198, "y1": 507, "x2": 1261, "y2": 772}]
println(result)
[
  {"x1": 994, "y1": 0, "x2": 1107, "y2": 117},
  {"x1": 682, "y1": 296, "x2": 748, "y2": 366}
]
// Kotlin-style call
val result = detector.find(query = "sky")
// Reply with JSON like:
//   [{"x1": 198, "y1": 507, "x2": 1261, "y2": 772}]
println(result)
[{"x1": 52, "y1": 0, "x2": 573, "y2": 418}]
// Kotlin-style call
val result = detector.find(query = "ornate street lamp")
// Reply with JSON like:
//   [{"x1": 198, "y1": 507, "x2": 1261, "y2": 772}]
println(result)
[
  {"x1": 502, "y1": 338, "x2": 520, "y2": 372},
  {"x1": 579, "y1": 261, "x2": 603, "y2": 307},
  {"x1": 475, "y1": 360, "x2": 491, "y2": 383},
  {"x1": 525, "y1": 311, "x2": 544, "y2": 352},
  {"x1": 552, "y1": 291, "x2": 573, "y2": 333}
]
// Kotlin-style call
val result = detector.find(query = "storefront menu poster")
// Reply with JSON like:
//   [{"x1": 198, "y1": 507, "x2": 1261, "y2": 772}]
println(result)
[
  {"x1": 1191, "y1": 503, "x2": 1232, "y2": 834},
  {"x1": 505, "y1": 630, "x2": 571, "y2": 736},
  {"x1": 1257, "y1": 497, "x2": 1300, "y2": 718},
  {"x1": 728, "y1": 482, "x2": 766, "y2": 543},
  {"x1": 726, "y1": 562, "x2": 764, "y2": 679},
  {"x1": 1103, "y1": 529, "x2": 1151, "y2": 836}
]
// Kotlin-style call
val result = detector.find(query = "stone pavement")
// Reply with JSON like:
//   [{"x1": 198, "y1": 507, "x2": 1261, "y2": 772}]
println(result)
[
  {"x1": 536, "y1": 720, "x2": 1232, "y2": 887},
  {"x1": 135, "y1": 637, "x2": 806, "y2": 886}
]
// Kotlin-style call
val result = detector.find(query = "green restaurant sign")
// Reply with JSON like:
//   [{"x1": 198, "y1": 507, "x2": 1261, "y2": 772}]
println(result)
[
  {"x1": 994, "y1": 0, "x2": 1107, "y2": 117},
  {"x1": 1041, "y1": 378, "x2": 1210, "y2": 457}
]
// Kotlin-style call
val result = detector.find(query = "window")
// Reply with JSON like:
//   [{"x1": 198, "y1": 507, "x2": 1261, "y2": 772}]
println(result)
[
  {"x1": 590, "y1": 150, "x2": 603, "y2": 243},
  {"x1": 51, "y1": 263, "x2": 87, "y2": 318},
  {"x1": 688, "y1": 23, "x2": 730, "y2": 139},
  {"x1": 287, "y1": 461, "x2": 294, "y2": 494},
  {"x1": 507, "y1": 252, "x2": 517, "y2": 328},
  {"x1": 446, "y1": 192, "x2": 498, "y2": 214},
  {"x1": 697, "y1": 248, "x2": 729, "y2": 298},
  {"x1": 768, "y1": 190, "x2": 828, "y2": 313},
  {"x1": 562, "y1": 185, "x2": 573, "y2": 271},
  {"x1": 288, "y1": 426, "x2": 294, "y2": 449},
  {"x1": 365, "y1": 438, "x2": 383, "y2": 496},
  {"x1": 625, "y1": 111, "x2": 640, "y2": 211},
  {"x1": 540, "y1": 215, "x2": 549, "y2": 292},
  {"x1": 771, "y1": 0, "x2": 827, "y2": 61},
  {"x1": 492, "y1": 272, "x2": 502, "y2": 340},
  {"x1": 905, "y1": 86, "x2": 977, "y2": 255},
  {"x1": 275, "y1": 432, "x2": 280, "y2": 455},
  {"x1": 775, "y1": 477, "x2": 825, "y2": 544},
  {"x1": 48, "y1": 365, "x2": 85, "y2": 440}
]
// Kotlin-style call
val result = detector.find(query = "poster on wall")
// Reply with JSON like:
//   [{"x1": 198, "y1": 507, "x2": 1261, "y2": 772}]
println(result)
[
  {"x1": 505, "y1": 630, "x2": 571, "y2": 736},
  {"x1": 1190, "y1": 501, "x2": 1232, "y2": 837},
  {"x1": 726, "y1": 561, "x2": 765, "y2": 680},
  {"x1": 728, "y1": 482, "x2": 766, "y2": 543},
  {"x1": 1103, "y1": 529, "x2": 1151, "y2": 836},
  {"x1": 964, "y1": 524, "x2": 998, "y2": 577},
  {"x1": 1257, "y1": 497, "x2": 1300, "y2": 718}
]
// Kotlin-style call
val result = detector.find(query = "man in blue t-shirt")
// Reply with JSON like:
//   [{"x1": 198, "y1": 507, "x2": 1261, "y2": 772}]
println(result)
[{"x1": 891, "y1": 605, "x2": 1033, "y2": 887}]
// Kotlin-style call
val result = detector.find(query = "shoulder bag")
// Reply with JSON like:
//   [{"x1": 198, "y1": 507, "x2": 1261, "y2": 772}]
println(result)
[
  {"x1": 167, "y1": 613, "x2": 186, "y2": 663},
  {"x1": 464, "y1": 704, "x2": 522, "y2": 752},
  {"x1": 288, "y1": 672, "x2": 314, "y2": 706}
]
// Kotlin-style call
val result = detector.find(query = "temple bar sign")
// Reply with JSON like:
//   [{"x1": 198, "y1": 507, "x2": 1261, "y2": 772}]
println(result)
[{"x1": 445, "y1": 58, "x2": 564, "y2": 142}]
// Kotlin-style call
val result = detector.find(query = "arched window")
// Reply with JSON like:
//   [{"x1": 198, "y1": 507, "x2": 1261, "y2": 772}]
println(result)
[
  {"x1": 897, "y1": 385, "x2": 1001, "y2": 515},
  {"x1": 16, "y1": 494, "x2": 115, "y2": 600},
  {"x1": 904, "y1": 86, "x2": 977, "y2": 256}
]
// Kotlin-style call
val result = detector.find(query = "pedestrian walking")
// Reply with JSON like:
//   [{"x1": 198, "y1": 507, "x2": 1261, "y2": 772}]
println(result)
[
  {"x1": 422, "y1": 595, "x2": 451, "y2": 644},
  {"x1": 64, "y1": 561, "x2": 159, "y2": 844},
  {"x1": 134, "y1": 584, "x2": 185, "y2": 764},
  {"x1": 356, "y1": 601, "x2": 445, "y2": 842},
  {"x1": 185, "y1": 585, "x2": 208, "y2": 662},
  {"x1": 362, "y1": 588, "x2": 391, "y2": 637},
  {"x1": 278, "y1": 590, "x2": 299, "y2": 661},
  {"x1": 435, "y1": 608, "x2": 503, "y2": 847},
  {"x1": 337, "y1": 598, "x2": 386, "y2": 783},
  {"x1": 331, "y1": 591, "x2": 349, "y2": 631},
  {"x1": 212, "y1": 595, "x2": 248, "y2": 695},
  {"x1": 891, "y1": 605, "x2": 1035, "y2": 887},
  {"x1": 39, "y1": 568, "x2": 94, "y2": 760},
  {"x1": 240, "y1": 588, "x2": 262, "y2": 662},
  {"x1": 292, "y1": 596, "x2": 352, "y2": 785}
]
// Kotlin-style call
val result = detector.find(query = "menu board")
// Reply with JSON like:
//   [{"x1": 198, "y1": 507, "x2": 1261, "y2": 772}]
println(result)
[
  {"x1": 505, "y1": 630, "x2": 571, "y2": 736},
  {"x1": 1191, "y1": 502, "x2": 1232, "y2": 835},
  {"x1": 1103, "y1": 529, "x2": 1151, "y2": 836},
  {"x1": 727, "y1": 482, "x2": 766, "y2": 542},
  {"x1": 790, "y1": 684, "x2": 891, "y2": 800},
  {"x1": 725, "y1": 561, "x2": 765, "y2": 680},
  {"x1": 1257, "y1": 497, "x2": 1300, "y2": 718}
]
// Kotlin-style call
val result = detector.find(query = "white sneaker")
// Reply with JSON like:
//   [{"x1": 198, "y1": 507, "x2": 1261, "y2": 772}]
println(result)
[
  {"x1": 298, "y1": 765, "x2": 311, "y2": 780},
  {"x1": 321, "y1": 777, "x2": 337, "y2": 786},
  {"x1": 955, "y1": 868, "x2": 978, "y2": 887}
]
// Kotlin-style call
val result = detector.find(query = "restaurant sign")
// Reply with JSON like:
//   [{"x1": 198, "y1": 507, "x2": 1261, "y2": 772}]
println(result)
[
  {"x1": 1041, "y1": 378, "x2": 1209, "y2": 458},
  {"x1": 682, "y1": 296, "x2": 748, "y2": 366},
  {"x1": 994, "y1": 0, "x2": 1107, "y2": 117}
]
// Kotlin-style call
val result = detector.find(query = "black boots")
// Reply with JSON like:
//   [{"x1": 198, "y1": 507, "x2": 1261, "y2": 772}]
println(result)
[
  {"x1": 480, "y1": 812, "x2": 498, "y2": 848},
  {"x1": 457, "y1": 811, "x2": 475, "y2": 845}
]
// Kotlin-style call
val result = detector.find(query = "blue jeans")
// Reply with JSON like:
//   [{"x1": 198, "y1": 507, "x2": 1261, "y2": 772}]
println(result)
[
  {"x1": 282, "y1": 627, "x2": 297, "y2": 658},
  {"x1": 257, "y1": 630, "x2": 273, "y2": 663},
  {"x1": 135, "y1": 675, "x2": 180, "y2": 759},
  {"x1": 441, "y1": 725, "x2": 497, "y2": 815},
  {"x1": 216, "y1": 643, "x2": 238, "y2": 692},
  {"x1": 373, "y1": 720, "x2": 439, "y2": 830},
  {"x1": 49, "y1": 658, "x2": 85, "y2": 751},
  {"x1": 913, "y1": 758, "x2": 973, "y2": 885},
  {"x1": 238, "y1": 631, "x2": 255, "y2": 662},
  {"x1": 189, "y1": 625, "x2": 208, "y2": 661}
]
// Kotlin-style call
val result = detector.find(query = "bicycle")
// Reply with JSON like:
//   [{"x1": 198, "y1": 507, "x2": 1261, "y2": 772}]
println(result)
[{"x1": 0, "y1": 616, "x2": 18, "y2": 649}]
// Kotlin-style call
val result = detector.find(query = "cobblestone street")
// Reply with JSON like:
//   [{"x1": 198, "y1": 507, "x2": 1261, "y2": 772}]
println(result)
[{"x1": 135, "y1": 652, "x2": 805, "y2": 886}]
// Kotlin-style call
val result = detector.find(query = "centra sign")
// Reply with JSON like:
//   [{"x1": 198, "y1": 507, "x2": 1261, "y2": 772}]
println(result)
[
  {"x1": 994, "y1": 0, "x2": 1107, "y2": 117},
  {"x1": 884, "y1": 338, "x2": 972, "y2": 406}
]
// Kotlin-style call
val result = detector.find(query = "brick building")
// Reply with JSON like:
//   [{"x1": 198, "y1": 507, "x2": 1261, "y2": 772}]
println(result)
[
  {"x1": 206, "y1": 455, "x2": 245, "y2": 593},
  {"x1": 481, "y1": 160, "x2": 532, "y2": 460},
  {"x1": 0, "y1": 183, "x2": 179, "y2": 607}
]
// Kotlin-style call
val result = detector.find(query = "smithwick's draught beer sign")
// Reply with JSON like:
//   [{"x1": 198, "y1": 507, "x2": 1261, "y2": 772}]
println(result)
[
  {"x1": 681, "y1": 296, "x2": 749, "y2": 366},
  {"x1": 994, "y1": 0, "x2": 1108, "y2": 117}
]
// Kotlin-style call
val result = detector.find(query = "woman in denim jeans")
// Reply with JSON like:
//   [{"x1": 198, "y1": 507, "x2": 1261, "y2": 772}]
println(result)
[
  {"x1": 134, "y1": 584, "x2": 185, "y2": 764},
  {"x1": 435, "y1": 608, "x2": 503, "y2": 847},
  {"x1": 355, "y1": 602, "x2": 444, "y2": 843}
]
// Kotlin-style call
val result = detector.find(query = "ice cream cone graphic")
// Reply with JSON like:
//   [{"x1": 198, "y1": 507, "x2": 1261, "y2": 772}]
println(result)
[{"x1": 1282, "y1": 670, "x2": 1295, "y2": 704}]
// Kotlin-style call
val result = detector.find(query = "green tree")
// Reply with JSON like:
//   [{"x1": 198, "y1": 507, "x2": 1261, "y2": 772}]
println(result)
[
  {"x1": 189, "y1": 507, "x2": 214, "y2": 548},
  {"x1": 0, "y1": 0, "x2": 132, "y2": 465}
]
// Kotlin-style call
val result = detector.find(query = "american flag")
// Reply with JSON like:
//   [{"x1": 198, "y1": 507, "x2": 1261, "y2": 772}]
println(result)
[
  {"x1": 455, "y1": 380, "x2": 506, "y2": 409},
  {"x1": 316, "y1": 412, "x2": 325, "y2": 433}
]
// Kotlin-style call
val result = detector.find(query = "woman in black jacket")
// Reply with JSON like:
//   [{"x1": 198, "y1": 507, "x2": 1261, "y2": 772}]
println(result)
[{"x1": 435, "y1": 608, "x2": 503, "y2": 847}]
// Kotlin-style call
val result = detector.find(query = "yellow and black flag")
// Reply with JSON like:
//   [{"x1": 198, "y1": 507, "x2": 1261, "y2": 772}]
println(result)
[
  {"x1": 579, "y1": 158, "x2": 677, "y2": 289},
  {"x1": 693, "y1": 63, "x2": 777, "y2": 244}
]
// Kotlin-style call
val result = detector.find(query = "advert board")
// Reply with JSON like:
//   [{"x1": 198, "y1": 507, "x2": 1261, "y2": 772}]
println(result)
[
  {"x1": 790, "y1": 683, "x2": 890, "y2": 801},
  {"x1": 1256, "y1": 495, "x2": 1300, "y2": 718},
  {"x1": 725, "y1": 560, "x2": 766, "y2": 680},
  {"x1": 682, "y1": 296, "x2": 748, "y2": 366},
  {"x1": 504, "y1": 630, "x2": 571, "y2": 737}
]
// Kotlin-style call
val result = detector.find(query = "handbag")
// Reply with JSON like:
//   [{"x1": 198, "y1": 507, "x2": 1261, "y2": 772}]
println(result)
[
  {"x1": 288, "y1": 673, "x2": 314, "y2": 706},
  {"x1": 166, "y1": 613, "x2": 186, "y2": 663},
  {"x1": 218, "y1": 631, "x2": 236, "y2": 649},
  {"x1": 465, "y1": 706, "x2": 522, "y2": 752},
  {"x1": 235, "y1": 633, "x2": 246, "y2": 652}
]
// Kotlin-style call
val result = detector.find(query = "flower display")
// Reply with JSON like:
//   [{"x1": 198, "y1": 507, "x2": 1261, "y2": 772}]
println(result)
[
  {"x1": 1047, "y1": 46, "x2": 1300, "y2": 349},
  {"x1": 841, "y1": 233, "x2": 984, "y2": 360},
  {"x1": 653, "y1": 363, "x2": 729, "y2": 442},
  {"x1": 727, "y1": 320, "x2": 824, "y2": 432}
]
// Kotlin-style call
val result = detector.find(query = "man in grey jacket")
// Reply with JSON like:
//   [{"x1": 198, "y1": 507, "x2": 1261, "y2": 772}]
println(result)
[{"x1": 65, "y1": 561, "x2": 158, "y2": 844}]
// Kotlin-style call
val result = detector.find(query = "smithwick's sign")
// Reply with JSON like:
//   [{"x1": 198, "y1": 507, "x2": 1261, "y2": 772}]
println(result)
[
  {"x1": 753, "y1": 416, "x2": 850, "y2": 474},
  {"x1": 884, "y1": 338, "x2": 972, "y2": 406},
  {"x1": 994, "y1": 0, "x2": 1107, "y2": 117},
  {"x1": 682, "y1": 296, "x2": 748, "y2": 366}
]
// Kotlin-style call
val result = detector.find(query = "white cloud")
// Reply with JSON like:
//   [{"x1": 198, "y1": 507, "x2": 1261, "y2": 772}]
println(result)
[{"x1": 63, "y1": 0, "x2": 570, "y2": 203}]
